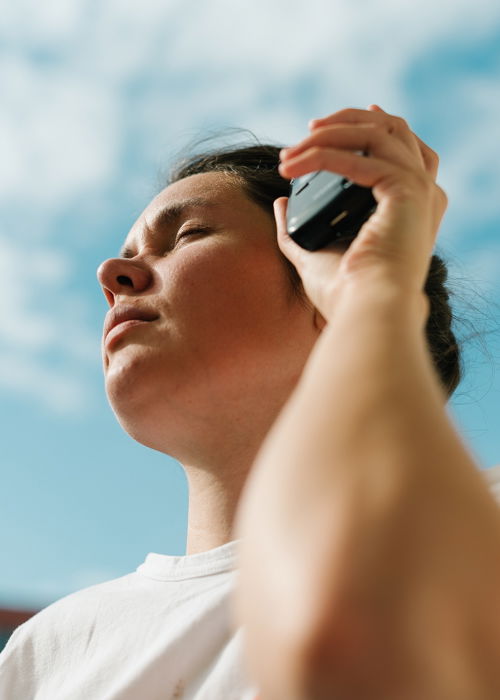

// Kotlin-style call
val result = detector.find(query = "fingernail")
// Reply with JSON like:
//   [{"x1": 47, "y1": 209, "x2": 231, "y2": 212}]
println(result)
[
  {"x1": 278, "y1": 161, "x2": 291, "y2": 175},
  {"x1": 309, "y1": 118, "x2": 322, "y2": 128},
  {"x1": 280, "y1": 146, "x2": 299, "y2": 160}
]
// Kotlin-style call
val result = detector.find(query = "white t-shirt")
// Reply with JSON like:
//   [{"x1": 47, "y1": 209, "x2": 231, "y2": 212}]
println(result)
[
  {"x1": 0, "y1": 539, "x2": 259, "y2": 699},
  {"x1": 2, "y1": 466, "x2": 500, "y2": 700}
]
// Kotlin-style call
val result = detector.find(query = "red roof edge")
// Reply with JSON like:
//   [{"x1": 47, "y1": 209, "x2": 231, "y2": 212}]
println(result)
[{"x1": 0, "y1": 607, "x2": 39, "y2": 628}]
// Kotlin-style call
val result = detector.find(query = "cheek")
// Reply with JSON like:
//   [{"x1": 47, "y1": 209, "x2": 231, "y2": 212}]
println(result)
[
  {"x1": 169, "y1": 243, "x2": 289, "y2": 342},
  {"x1": 104, "y1": 243, "x2": 298, "y2": 427}
]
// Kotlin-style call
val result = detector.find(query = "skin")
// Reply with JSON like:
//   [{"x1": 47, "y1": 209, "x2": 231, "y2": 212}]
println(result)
[
  {"x1": 234, "y1": 106, "x2": 500, "y2": 699},
  {"x1": 96, "y1": 171, "x2": 331, "y2": 554},
  {"x1": 98, "y1": 106, "x2": 500, "y2": 698}
]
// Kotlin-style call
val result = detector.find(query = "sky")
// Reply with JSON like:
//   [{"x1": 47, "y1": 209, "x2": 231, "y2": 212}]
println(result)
[{"x1": 1, "y1": 0, "x2": 499, "y2": 610}]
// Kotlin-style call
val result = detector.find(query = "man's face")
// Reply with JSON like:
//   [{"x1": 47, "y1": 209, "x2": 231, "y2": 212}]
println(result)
[{"x1": 97, "y1": 172, "x2": 319, "y2": 461}]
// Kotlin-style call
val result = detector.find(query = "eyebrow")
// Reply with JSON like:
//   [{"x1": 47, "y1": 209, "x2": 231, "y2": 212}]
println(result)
[{"x1": 119, "y1": 197, "x2": 220, "y2": 258}]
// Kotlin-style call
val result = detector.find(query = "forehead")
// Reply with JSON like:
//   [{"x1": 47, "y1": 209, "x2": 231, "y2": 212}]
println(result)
[
  {"x1": 125, "y1": 171, "x2": 243, "y2": 244},
  {"x1": 156, "y1": 170, "x2": 241, "y2": 206}
]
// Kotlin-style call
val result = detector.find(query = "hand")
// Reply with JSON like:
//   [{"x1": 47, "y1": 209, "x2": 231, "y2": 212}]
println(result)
[{"x1": 275, "y1": 105, "x2": 448, "y2": 322}]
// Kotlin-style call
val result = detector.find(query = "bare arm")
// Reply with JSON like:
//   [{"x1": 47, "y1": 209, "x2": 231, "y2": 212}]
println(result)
[
  {"x1": 234, "y1": 286, "x2": 500, "y2": 698},
  {"x1": 232, "y1": 107, "x2": 500, "y2": 699}
]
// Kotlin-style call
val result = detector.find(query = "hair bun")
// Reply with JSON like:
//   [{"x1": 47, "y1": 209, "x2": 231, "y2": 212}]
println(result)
[{"x1": 424, "y1": 254, "x2": 461, "y2": 396}]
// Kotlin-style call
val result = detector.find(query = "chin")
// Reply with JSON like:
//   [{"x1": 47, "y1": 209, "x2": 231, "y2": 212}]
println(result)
[
  {"x1": 107, "y1": 387, "x2": 168, "y2": 453},
  {"x1": 104, "y1": 351, "x2": 181, "y2": 455},
  {"x1": 106, "y1": 348, "x2": 158, "y2": 413},
  {"x1": 112, "y1": 403, "x2": 188, "y2": 459}
]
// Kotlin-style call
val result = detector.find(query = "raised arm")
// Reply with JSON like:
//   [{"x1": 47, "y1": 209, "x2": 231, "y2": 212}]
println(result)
[{"x1": 232, "y1": 106, "x2": 500, "y2": 700}]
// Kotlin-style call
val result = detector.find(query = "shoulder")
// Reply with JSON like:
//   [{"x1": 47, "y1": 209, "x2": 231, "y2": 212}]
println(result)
[
  {"x1": 2, "y1": 570, "x2": 137, "y2": 656},
  {"x1": 0, "y1": 572, "x2": 139, "y2": 696}
]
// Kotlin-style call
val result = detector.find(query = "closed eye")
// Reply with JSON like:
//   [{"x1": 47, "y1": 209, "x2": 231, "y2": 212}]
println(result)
[{"x1": 174, "y1": 225, "x2": 212, "y2": 244}]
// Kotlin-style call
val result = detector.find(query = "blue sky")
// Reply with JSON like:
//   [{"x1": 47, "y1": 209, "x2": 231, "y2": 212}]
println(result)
[{"x1": 1, "y1": 0, "x2": 499, "y2": 610}]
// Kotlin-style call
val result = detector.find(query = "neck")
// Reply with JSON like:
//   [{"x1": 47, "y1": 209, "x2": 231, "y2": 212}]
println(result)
[
  {"x1": 184, "y1": 460, "x2": 250, "y2": 554},
  {"x1": 170, "y1": 376, "x2": 306, "y2": 555}
]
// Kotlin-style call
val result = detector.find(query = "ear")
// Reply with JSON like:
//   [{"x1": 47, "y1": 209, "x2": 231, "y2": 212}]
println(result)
[{"x1": 313, "y1": 306, "x2": 328, "y2": 332}]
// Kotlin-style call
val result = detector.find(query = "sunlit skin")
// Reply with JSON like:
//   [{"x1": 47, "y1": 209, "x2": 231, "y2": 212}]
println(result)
[
  {"x1": 95, "y1": 107, "x2": 500, "y2": 699},
  {"x1": 97, "y1": 171, "x2": 335, "y2": 554}
]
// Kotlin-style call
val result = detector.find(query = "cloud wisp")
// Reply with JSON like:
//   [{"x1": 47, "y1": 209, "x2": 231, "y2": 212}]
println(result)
[{"x1": 1, "y1": 0, "x2": 499, "y2": 412}]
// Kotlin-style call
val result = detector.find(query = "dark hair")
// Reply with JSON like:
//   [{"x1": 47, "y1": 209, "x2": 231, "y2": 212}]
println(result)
[{"x1": 165, "y1": 135, "x2": 465, "y2": 399}]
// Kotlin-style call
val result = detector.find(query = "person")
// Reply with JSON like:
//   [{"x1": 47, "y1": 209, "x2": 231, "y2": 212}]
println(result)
[{"x1": 1, "y1": 105, "x2": 499, "y2": 699}]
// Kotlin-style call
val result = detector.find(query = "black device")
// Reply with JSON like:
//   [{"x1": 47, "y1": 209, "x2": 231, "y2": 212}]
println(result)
[{"x1": 286, "y1": 168, "x2": 377, "y2": 251}]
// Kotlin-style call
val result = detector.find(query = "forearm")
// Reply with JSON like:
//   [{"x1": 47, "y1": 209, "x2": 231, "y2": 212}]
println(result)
[
  {"x1": 234, "y1": 285, "x2": 500, "y2": 696},
  {"x1": 260, "y1": 286, "x2": 482, "y2": 535}
]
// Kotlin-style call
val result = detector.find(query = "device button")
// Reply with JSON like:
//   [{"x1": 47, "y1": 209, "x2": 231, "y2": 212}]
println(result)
[{"x1": 294, "y1": 181, "x2": 309, "y2": 195}]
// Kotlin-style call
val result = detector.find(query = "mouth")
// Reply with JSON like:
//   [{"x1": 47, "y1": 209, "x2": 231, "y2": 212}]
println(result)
[
  {"x1": 103, "y1": 304, "x2": 159, "y2": 352},
  {"x1": 104, "y1": 318, "x2": 156, "y2": 351}
]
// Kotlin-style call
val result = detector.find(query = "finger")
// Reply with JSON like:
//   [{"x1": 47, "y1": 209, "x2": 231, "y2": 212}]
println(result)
[
  {"x1": 368, "y1": 105, "x2": 440, "y2": 179},
  {"x1": 413, "y1": 133, "x2": 440, "y2": 179},
  {"x1": 312, "y1": 106, "x2": 440, "y2": 179},
  {"x1": 273, "y1": 196, "x2": 307, "y2": 268},
  {"x1": 281, "y1": 123, "x2": 419, "y2": 173},
  {"x1": 278, "y1": 147, "x2": 392, "y2": 191},
  {"x1": 273, "y1": 196, "x2": 288, "y2": 240},
  {"x1": 309, "y1": 107, "x2": 425, "y2": 170}
]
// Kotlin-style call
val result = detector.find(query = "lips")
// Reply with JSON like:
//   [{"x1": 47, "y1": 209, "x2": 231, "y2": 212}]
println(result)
[{"x1": 104, "y1": 304, "x2": 159, "y2": 343}]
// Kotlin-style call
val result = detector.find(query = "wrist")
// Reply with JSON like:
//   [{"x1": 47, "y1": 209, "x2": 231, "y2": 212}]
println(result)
[{"x1": 326, "y1": 277, "x2": 429, "y2": 334}]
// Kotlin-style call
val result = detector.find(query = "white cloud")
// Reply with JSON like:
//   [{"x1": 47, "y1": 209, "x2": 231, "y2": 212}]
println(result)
[
  {"x1": 0, "y1": 352, "x2": 89, "y2": 414},
  {"x1": 438, "y1": 77, "x2": 500, "y2": 228},
  {"x1": 1, "y1": 0, "x2": 499, "y2": 413},
  {"x1": 0, "y1": 58, "x2": 119, "y2": 212},
  {"x1": 0, "y1": 234, "x2": 101, "y2": 358},
  {"x1": 0, "y1": 235, "x2": 100, "y2": 412},
  {"x1": 0, "y1": 236, "x2": 69, "y2": 348},
  {"x1": 1, "y1": 0, "x2": 85, "y2": 44},
  {"x1": 3, "y1": 0, "x2": 499, "y2": 209}
]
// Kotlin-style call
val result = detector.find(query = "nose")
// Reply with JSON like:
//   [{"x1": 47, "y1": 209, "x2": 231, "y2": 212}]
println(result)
[{"x1": 97, "y1": 258, "x2": 153, "y2": 306}]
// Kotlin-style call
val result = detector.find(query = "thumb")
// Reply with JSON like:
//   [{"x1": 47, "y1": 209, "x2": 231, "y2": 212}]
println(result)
[
  {"x1": 273, "y1": 196, "x2": 306, "y2": 270},
  {"x1": 273, "y1": 196, "x2": 288, "y2": 242}
]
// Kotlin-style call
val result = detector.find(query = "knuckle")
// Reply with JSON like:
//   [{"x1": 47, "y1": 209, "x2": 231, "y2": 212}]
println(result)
[
  {"x1": 427, "y1": 146, "x2": 440, "y2": 165},
  {"x1": 408, "y1": 175, "x2": 448, "y2": 210},
  {"x1": 393, "y1": 172, "x2": 432, "y2": 201},
  {"x1": 393, "y1": 115, "x2": 409, "y2": 131},
  {"x1": 435, "y1": 184, "x2": 448, "y2": 207}
]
